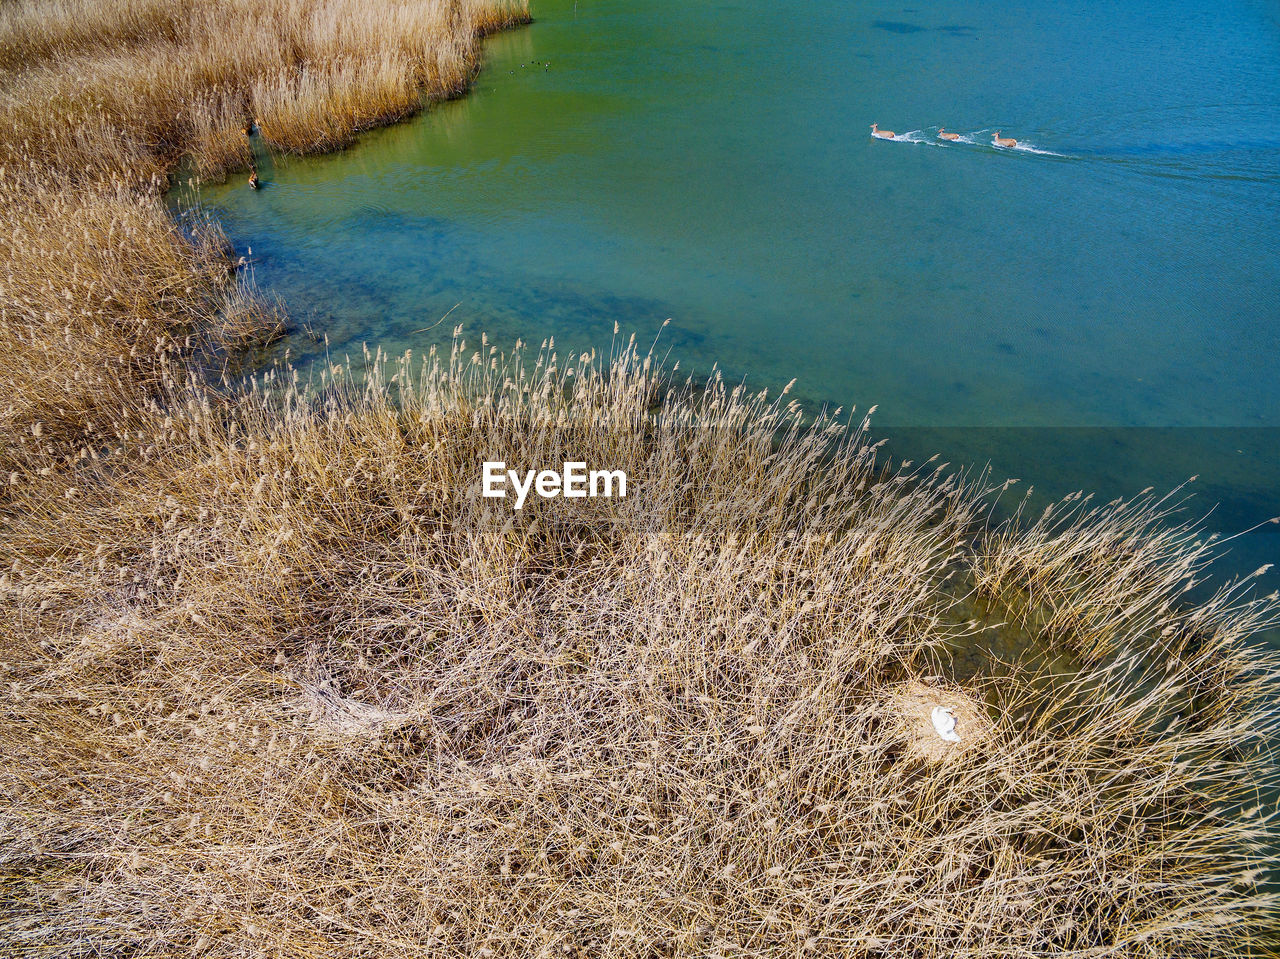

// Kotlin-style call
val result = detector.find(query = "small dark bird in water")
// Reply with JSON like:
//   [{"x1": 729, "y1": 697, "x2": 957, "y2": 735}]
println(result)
[{"x1": 248, "y1": 168, "x2": 260, "y2": 190}]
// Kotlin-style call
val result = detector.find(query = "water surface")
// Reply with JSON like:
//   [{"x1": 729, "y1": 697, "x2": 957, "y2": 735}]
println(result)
[{"x1": 177, "y1": 0, "x2": 1280, "y2": 586}]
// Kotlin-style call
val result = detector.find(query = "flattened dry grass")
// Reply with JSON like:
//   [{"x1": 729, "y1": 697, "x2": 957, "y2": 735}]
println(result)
[{"x1": 1, "y1": 337, "x2": 1276, "y2": 957}]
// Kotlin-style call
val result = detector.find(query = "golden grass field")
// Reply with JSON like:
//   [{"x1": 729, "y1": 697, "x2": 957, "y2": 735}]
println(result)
[{"x1": 1, "y1": 1, "x2": 1278, "y2": 957}]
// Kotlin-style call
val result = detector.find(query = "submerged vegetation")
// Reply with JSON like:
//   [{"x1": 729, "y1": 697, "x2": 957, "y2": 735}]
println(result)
[{"x1": 0, "y1": 0, "x2": 1278, "y2": 957}]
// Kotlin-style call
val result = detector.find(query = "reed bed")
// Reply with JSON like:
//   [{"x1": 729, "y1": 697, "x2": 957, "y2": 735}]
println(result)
[
  {"x1": 0, "y1": 0, "x2": 529, "y2": 473},
  {"x1": 0, "y1": 164, "x2": 273, "y2": 477},
  {"x1": 0, "y1": 0, "x2": 531, "y2": 176},
  {"x1": 1, "y1": 0, "x2": 1278, "y2": 954},
  {"x1": 1, "y1": 336, "x2": 1277, "y2": 957},
  {"x1": 0, "y1": 0, "x2": 529, "y2": 517}
]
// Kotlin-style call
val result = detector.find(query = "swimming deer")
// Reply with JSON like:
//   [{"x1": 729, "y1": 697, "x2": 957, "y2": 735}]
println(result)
[
  {"x1": 870, "y1": 123, "x2": 895, "y2": 140},
  {"x1": 992, "y1": 131, "x2": 1017, "y2": 148},
  {"x1": 938, "y1": 127, "x2": 960, "y2": 141}
]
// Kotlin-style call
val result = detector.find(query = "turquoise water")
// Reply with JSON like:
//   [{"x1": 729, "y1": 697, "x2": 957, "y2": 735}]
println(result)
[{"x1": 176, "y1": 0, "x2": 1280, "y2": 583}]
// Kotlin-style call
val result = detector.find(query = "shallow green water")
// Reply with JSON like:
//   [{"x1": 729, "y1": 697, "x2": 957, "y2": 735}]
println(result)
[{"x1": 176, "y1": 0, "x2": 1280, "y2": 583}]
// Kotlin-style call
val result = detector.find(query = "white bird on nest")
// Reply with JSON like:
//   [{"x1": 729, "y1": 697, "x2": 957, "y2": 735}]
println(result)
[{"x1": 931, "y1": 706, "x2": 962, "y2": 743}]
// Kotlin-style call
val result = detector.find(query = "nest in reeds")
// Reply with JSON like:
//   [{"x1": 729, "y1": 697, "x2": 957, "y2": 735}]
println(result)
[{"x1": 882, "y1": 679, "x2": 991, "y2": 763}]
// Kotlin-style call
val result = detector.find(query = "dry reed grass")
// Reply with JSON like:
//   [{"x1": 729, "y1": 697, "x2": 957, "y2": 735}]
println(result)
[
  {"x1": 0, "y1": 0, "x2": 527, "y2": 471},
  {"x1": 0, "y1": 165, "x2": 273, "y2": 477},
  {"x1": 1, "y1": 0, "x2": 1277, "y2": 954},
  {"x1": 0, "y1": 0, "x2": 530, "y2": 178},
  {"x1": 1, "y1": 335, "x2": 1276, "y2": 957}
]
